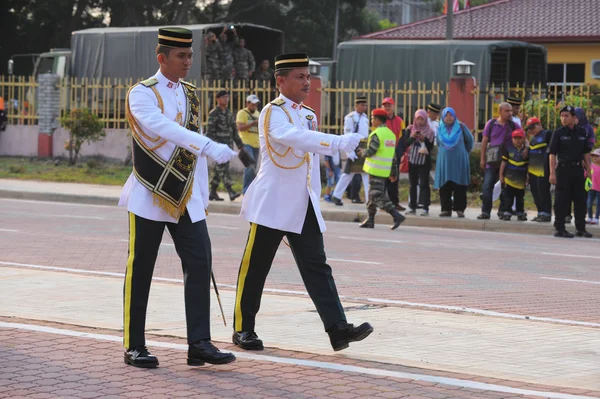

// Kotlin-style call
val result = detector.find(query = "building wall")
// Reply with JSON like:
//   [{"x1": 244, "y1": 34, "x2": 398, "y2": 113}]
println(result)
[{"x1": 543, "y1": 43, "x2": 600, "y2": 85}]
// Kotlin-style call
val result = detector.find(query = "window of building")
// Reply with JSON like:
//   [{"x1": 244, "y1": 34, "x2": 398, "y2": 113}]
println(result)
[{"x1": 548, "y1": 63, "x2": 586, "y2": 86}]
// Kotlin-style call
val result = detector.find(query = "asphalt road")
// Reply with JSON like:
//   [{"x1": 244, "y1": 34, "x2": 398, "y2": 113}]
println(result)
[
  {"x1": 2, "y1": 198, "x2": 600, "y2": 399},
  {"x1": 0, "y1": 197, "x2": 598, "y2": 326}
]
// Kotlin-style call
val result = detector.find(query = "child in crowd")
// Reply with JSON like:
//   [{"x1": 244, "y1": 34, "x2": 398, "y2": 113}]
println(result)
[
  {"x1": 586, "y1": 148, "x2": 600, "y2": 224},
  {"x1": 324, "y1": 152, "x2": 341, "y2": 202},
  {"x1": 499, "y1": 129, "x2": 529, "y2": 221},
  {"x1": 525, "y1": 117, "x2": 552, "y2": 222}
]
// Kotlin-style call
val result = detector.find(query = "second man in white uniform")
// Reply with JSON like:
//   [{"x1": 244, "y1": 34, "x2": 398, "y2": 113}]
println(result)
[
  {"x1": 331, "y1": 97, "x2": 370, "y2": 205},
  {"x1": 233, "y1": 53, "x2": 374, "y2": 352}
]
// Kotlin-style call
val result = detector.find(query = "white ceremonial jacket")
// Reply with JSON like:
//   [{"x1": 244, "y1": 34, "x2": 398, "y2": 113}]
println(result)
[
  {"x1": 118, "y1": 70, "x2": 212, "y2": 223},
  {"x1": 343, "y1": 111, "x2": 369, "y2": 139},
  {"x1": 241, "y1": 94, "x2": 344, "y2": 234}
]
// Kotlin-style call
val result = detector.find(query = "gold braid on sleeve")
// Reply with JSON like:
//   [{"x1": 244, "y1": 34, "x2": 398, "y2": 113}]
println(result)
[
  {"x1": 264, "y1": 105, "x2": 310, "y2": 170},
  {"x1": 126, "y1": 85, "x2": 167, "y2": 151}
]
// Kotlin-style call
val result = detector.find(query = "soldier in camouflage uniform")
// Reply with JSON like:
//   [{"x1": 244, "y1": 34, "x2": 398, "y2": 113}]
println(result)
[
  {"x1": 204, "y1": 32, "x2": 223, "y2": 82},
  {"x1": 206, "y1": 90, "x2": 245, "y2": 201},
  {"x1": 220, "y1": 27, "x2": 238, "y2": 81},
  {"x1": 254, "y1": 59, "x2": 273, "y2": 84},
  {"x1": 233, "y1": 38, "x2": 255, "y2": 85},
  {"x1": 359, "y1": 108, "x2": 405, "y2": 230}
]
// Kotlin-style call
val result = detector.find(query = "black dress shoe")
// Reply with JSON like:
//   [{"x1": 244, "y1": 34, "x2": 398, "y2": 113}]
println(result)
[
  {"x1": 351, "y1": 198, "x2": 364, "y2": 204},
  {"x1": 576, "y1": 230, "x2": 593, "y2": 238},
  {"x1": 327, "y1": 321, "x2": 374, "y2": 352},
  {"x1": 232, "y1": 331, "x2": 264, "y2": 350},
  {"x1": 332, "y1": 196, "x2": 344, "y2": 206},
  {"x1": 554, "y1": 230, "x2": 575, "y2": 238},
  {"x1": 124, "y1": 346, "x2": 159, "y2": 368},
  {"x1": 395, "y1": 204, "x2": 406, "y2": 211},
  {"x1": 187, "y1": 340, "x2": 236, "y2": 366}
]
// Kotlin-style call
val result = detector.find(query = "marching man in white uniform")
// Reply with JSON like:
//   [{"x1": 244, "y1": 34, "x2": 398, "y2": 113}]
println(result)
[
  {"x1": 331, "y1": 97, "x2": 370, "y2": 206},
  {"x1": 232, "y1": 53, "x2": 374, "y2": 352},
  {"x1": 119, "y1": 27, "x2": 236, "y2": 368}
]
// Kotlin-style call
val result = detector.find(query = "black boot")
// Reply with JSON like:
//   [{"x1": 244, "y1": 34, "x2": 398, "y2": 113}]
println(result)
[
  {"x1": 124, "y1": 346, "x2": 159, "y2": 368},
  {"x1": 232, "y1": 331, "x2": 264, "y2": 350},
  {"x1": 359, "y1": 212, "x2": 375, "y2": 228},
  {"x1": 187, "y1": 340, "x2": 236, "y2": 366},
  {"x1": 327, "y1": 321, "x2": 374, "y2": 352},
  {"x1": 209, "y1": 184, "x2": 224, "y2": 201},
  {"x1": 388, "y1": 209, "x2": 406, "y2": 230},
  {"x1": 226, "y1": 185, "x2": 241, "y2": 201}
]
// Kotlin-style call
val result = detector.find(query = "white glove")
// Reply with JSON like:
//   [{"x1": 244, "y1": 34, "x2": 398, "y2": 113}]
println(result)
[
  {"x1": 338, "y1": 133, "x2": 361, "y2": 153},
  {"x1": 204, "y1": 141, "x2": 237, "y2": 164},
  {"x1": 345, "y1": 150, "x2": 358, "y2": 161}
]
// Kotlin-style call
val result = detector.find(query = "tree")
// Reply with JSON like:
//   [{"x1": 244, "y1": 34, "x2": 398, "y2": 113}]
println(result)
[
  {"x1": 227, "y1": 0, "x2": 379, "y2": 57},
  {"x1": 61, "y1": 108, "x2": 105, "y2": 165},
  {"x1": 427, "y1": 0, "x2": 494, "y2": 13},
  {"x1": 0, "y1": 0, "x2": 105, "y2": 75}
]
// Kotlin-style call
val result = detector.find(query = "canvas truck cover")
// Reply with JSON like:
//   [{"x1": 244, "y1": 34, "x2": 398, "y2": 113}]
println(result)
[
  {"x1": 336, "y1": 39, "x2": 546, "y2": 86},
  {"x1": 71, "y1": 23, "x2": 284, "y2": 81}
]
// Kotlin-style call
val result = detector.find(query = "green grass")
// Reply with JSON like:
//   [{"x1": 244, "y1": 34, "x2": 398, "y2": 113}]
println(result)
[{"x1": 0, "y1": 156, "x2": 132, "y2": 186}]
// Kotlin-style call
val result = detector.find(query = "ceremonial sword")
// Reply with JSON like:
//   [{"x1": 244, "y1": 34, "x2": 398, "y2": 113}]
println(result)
[{"x1": 165, "y1": 230, "x2": 228, "y2": 326}]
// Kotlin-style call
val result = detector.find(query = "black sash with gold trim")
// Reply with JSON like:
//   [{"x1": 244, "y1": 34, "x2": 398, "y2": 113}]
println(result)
[{"x1": 126, "y1": 80, "x2": 201, "y2": 219}]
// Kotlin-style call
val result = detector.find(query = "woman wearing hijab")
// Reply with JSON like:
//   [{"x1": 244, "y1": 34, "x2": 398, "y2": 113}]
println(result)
[
  {"x1": 405, "y1": 109, "x2": 435, "y2": 216},
  {"x1": 434, "y1": 107, "x2": 474, "y2": 217}
]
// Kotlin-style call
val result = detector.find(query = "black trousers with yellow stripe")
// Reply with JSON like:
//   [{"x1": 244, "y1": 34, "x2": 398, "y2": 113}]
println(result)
[
  {"x1": 124, "y1": 212, "x2": 212, "y2": 350},
  {"x1": 234, "y1": 203, "x2": 346, "y2": 333}
]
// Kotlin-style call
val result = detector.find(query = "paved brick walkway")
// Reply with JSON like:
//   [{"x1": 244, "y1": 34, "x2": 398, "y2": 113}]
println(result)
[{"x1": 2, "y1": 318, "x2": 598, "y2": 399}]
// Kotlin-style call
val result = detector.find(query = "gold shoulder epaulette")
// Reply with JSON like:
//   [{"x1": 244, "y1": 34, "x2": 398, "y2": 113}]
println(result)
[
  {"x1": 270, "y1": 98, "x2": 285, "y2": 106},
  {"x1": 180, "y1": 80, "x2": 196, "y2": 89},
  {"x1": 302, "y1": 104, "x2": 315, "y2": 113},
  {"x1": 140, "y1": 77, "x2": 158, "y2": 87}
]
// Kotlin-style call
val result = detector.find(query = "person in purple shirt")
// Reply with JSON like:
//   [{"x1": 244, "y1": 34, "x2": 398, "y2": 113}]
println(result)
[{"x1": 477, "y1": 102, "x2": 518, "y2": 219}]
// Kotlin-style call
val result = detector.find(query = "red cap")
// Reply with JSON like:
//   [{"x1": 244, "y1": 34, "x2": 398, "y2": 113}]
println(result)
[
  {"x1": 371, "y1": 108, "x2": 388, "y2": 117},
  {"x1": 381, "y1": 97, "x2": 394, "y2": 105},
  {"x1": 526, "y1": 117, "x2": 541, "y2": 129},
  {"x1": 512, "y1": 129, "x2": 525, "y2": 138}
]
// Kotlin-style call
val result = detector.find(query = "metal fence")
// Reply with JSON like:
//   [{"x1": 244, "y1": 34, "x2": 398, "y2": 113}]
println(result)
[
  {"x1": 318, "y1": 81, "x2": 598, "y2": 133},
  {"x1": 0, "y1": 76, "x2": 275, "y2": 129},
  {"x1": 1, "y1": 75, "x2": 597, "y2": 134}
]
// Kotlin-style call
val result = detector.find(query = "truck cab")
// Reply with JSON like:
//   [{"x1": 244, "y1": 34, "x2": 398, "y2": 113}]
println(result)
[{"x1": 33, "y1": 49, "x2": 72, "y2": 79}]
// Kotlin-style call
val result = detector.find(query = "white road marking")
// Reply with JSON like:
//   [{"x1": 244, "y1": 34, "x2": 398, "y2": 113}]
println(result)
[
  {"x1": 0, "y1": 261, "x2": 182, "y2": 283},
  {"x1": 542, "y1": 252, "x2": 600, "y2": 260},
  {"x1": 0, "y1": 322, "x2": 596, "y2": 399},
  {"x1": 0, "y1": 229, "x2": 18, "y2": 232},
  {"x1": 541, "y1": 277, "x2": 600, "y2": 285},
  {"x1": 338, "y1": 236, "x2": 404, "y2": 244},
  {"x1": 328, "y1": 258, "x2": 382, "y2": 265},
  {"x1": 0, "y1": 210, "x2": 107, "y2": 220},
  {"x1": 2, "y1": 261, "x2": 599, "y2": 328},
  {"x1": 118, "y1": 239, "x2": 174, "y2": 247},
  {"x1": 0, "y1": 198, "x2": 120, "y2": 209}
]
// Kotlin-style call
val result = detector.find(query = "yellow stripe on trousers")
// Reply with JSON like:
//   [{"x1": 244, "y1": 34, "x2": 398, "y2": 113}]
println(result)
[
  {"x1": 235, "y1": 223, "x2": 257, "y2": 332},
  {"x1": 124, "y1": 212, "x2": 136, "y2": 349}
]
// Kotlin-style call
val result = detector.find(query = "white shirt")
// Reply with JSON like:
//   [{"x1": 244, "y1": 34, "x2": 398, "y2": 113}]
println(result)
[
  {"x1": 512, "y1": 116, "x2": 522, "y2": 128},
  {"x1": 343, "y1": 111, "x2": 369, "y2": 139},
  {"x1": 241, "y1": 94, "x2": 343, "y2": 234},
  {"x1": 118, "y1": 69, "x2": 212, "y2": 223},
  {"x1": 428, "y1": 117, "x2": 440, "y2": 146}
]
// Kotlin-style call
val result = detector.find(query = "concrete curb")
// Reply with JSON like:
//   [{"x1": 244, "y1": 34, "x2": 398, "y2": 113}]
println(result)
[{"x1": 0, "y1": 188, "x2": 563, "y2": 237}]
